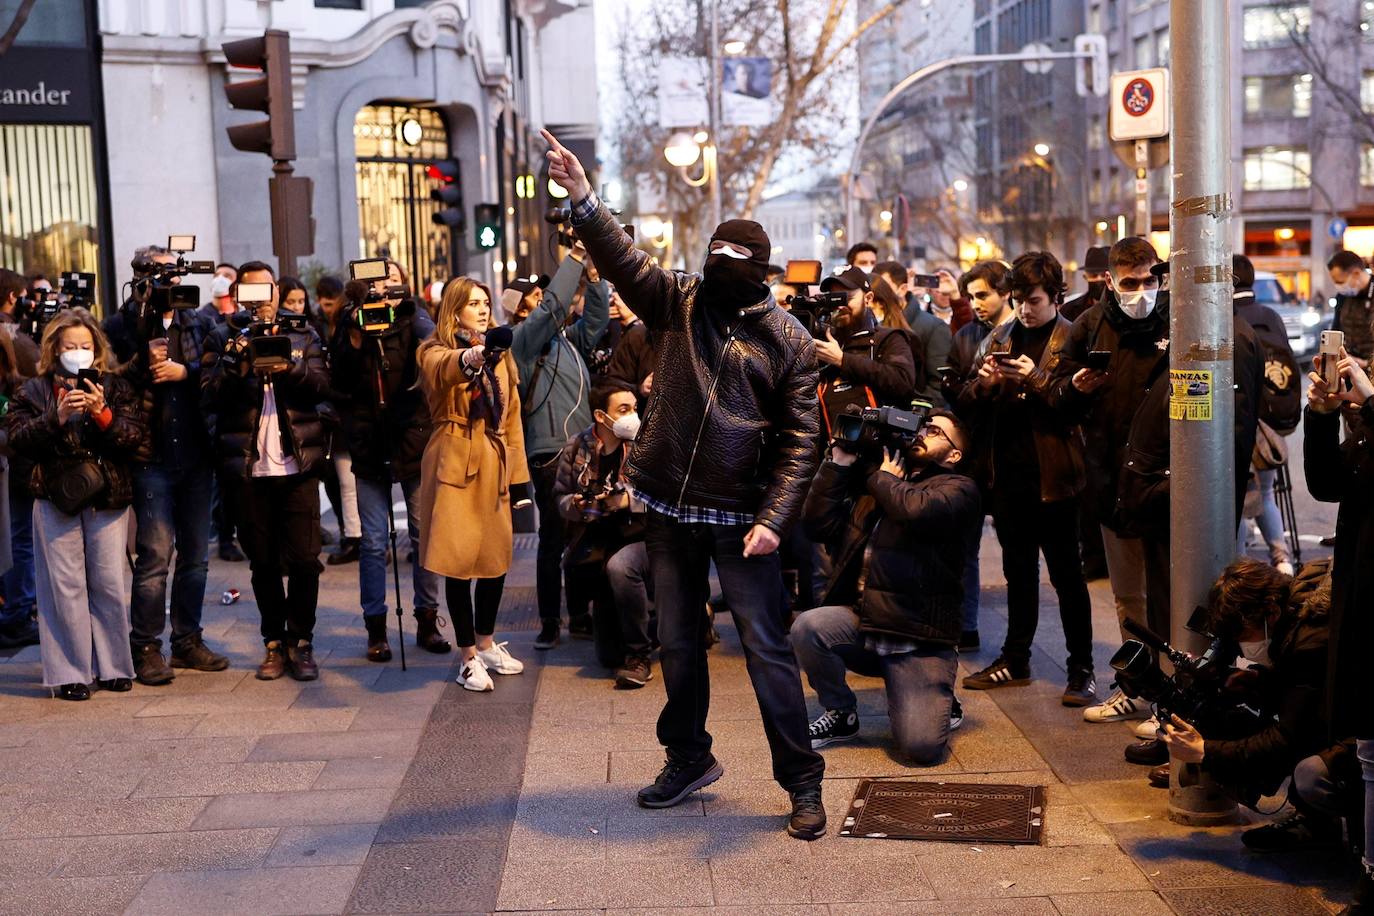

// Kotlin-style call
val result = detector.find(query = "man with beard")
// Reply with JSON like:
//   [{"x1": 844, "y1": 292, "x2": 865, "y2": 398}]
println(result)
[
  {"x1": 544, "y1": 129, "x2": 827, "y2": 840},
  {"x1": 813, "y1": 266, "x2": 918, "y2": 441}
]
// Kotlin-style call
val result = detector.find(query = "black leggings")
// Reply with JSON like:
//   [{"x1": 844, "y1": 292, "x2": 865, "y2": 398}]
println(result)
[{"x1": 446, "y1": 575, "x2": 506, "y2": 647}]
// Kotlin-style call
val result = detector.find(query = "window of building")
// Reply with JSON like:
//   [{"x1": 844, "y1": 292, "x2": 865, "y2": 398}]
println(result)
[
  {"x1": 0, "y1": 124, "x2": 101, "y2": 283},
  {"x1": 314, "y1": 0, "x2": 363, "y2": 8},
  {"x1": 1243, "y1": 4, "x2": 1310, "y2": 49},
  {"x1": 1134, "y1": 34, "x2": 1154, "y2": 69},
  {"x1": 353, "y1": 105, "x2": 456, "y2": 292},
  {"x1": 1244, "y1": 73, "x2": 1312, "y2": 118},
  {"x1": 1243, "y1": 146, "x2": 1311, "y2": 191},
  {"x1": 1363, "y1": 70, "x2": 1374, "y2": 111},
  {"x1": 1087, "y1": 4, "x2": 1102, "y2": 34},
  {"x1": 1088, "y1": 118, "x2": 1106, "y2": 150},
  {"x1": 0, "y1": 0, "x2": 87, "y2": 46},
  {"x1": 1362, "y1": 145, "x2": 1374, "y2": 186},
  {"x1": 1157, "y1": 28, "x2": 1170, "y2": 64},
  {"x1": 1363, "y1": 0, "x2": 1374, "y2": 38}
]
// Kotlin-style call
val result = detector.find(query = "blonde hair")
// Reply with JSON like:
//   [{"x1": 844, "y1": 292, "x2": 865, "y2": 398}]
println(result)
[
  {"x1": 37, "y1": 307, "x2": 112, "y2": 376},
  {"x1": 431, "y1": 277, "x2": 492, "y2": 350}
]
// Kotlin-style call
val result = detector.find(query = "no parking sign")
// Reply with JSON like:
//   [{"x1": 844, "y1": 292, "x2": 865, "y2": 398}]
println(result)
[{"x1": 1110, "y1": 68, "x2": 1170, "y2": 141}]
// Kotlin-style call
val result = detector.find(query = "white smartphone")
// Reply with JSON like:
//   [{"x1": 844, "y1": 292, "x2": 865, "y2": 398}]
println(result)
[{"x1": 1319, "y1": 329, "x2": 1345, "y2": 391}]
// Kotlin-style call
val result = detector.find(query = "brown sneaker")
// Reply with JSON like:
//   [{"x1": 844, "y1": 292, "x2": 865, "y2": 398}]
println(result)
[
  {"x1": 256, "y1": 640, "x2": 287, "y2": 680},
  {"x1": 286, "y1": 641, "x2": 319, "y2": 681}
]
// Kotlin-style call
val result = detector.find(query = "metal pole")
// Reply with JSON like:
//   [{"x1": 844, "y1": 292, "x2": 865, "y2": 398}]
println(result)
[
  {"x1": 707, "y1": 0, "x2": 722, "y2": 229},
  {"x1": 1167, "y1": 0, "x2": 1237, "y2": 827}
]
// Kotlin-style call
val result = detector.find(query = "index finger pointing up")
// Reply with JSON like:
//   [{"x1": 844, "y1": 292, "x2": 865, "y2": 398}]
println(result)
[{"x1": 540, "y1": 128, "x2": 565, "y2": 155}]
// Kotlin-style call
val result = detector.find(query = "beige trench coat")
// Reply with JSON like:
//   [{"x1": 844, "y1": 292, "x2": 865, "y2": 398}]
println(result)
[{"x1": 415, "y1": 343, "x2": 531, "y2": 580}]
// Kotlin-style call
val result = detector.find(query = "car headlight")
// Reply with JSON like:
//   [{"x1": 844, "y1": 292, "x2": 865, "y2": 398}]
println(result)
[{"x1": 1301, "y1": 310, "x2": 1322, "y2": 327}]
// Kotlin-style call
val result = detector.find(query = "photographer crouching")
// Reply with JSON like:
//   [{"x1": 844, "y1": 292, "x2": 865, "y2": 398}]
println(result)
[
  {"x1": 202, "y1": 261, "x2": 332, "y2": 681},
  {"x1": 329, "y1": 272, "x2": 443, "y2": 661},
  {"x1": 793, "y1": 408, "x2": 979, "y2": 763}
]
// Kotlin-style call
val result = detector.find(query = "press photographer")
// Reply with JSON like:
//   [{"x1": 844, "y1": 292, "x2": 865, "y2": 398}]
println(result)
[
  {"x1": 0, "y1": 268, "x2": 40, "y2": 376},
  {"x1": 202, "y1": 261, "x2": 332, "y2": 682},
  {"x1": 104, "y1": 242, "x2": 227, "y2": 685},
  {"x1": 794, "y1": 406, "x2": 978, "y2": 764},
  {"x1": 329, "y1": 261, "x2": 444, "y2": 661}
]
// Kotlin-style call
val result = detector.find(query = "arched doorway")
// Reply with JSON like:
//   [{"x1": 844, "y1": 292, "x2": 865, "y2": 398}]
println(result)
[{"x1": 353, "y1": 104, "x2": 455, "y2": 293}]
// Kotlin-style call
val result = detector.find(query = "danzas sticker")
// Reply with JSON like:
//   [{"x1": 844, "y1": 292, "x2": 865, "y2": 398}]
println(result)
[{"x1": 1168, "y1": 369, "x2": 1212, "y2": 421}]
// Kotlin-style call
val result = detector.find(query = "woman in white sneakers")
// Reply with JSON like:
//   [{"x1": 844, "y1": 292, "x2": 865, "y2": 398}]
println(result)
[{"x1": 415, "y1": 277, "x2": 530, "y2": 691}]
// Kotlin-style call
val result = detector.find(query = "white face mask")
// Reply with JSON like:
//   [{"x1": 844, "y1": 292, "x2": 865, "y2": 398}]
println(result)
[
  {"x1": 1118, "y1": 288, "x2": 1158, "y2": 319},
  {"x1": 162, "y1": 316, "x2": 174, "y2": 330},
  {"x1": 1237, "y1": 619, "x2": 1271, "y2": 666},
  {"x1": 611, "y1": 412, "x2": 641, "y2": 441},
  {"x1": 1336, "y1": 283, "x2": 1362, "y2": 297},
  {"x1": 857, "y1": 264, "x2": 873, "y2": 274},
  {"x1": 59, "y1": 349, "x2": 94, "y2": 375}
]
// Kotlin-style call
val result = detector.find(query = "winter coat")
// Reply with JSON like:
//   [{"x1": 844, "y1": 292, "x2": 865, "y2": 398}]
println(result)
[
  {"x1": 200, "y1": 319, "x2": 333, "y2": 480},
  {"x1": 573, "y1": 199, "x2": 820, "y2": 534},
  {"x1": 818, "y1": 319, "x2": 918, "y2": 438},
  {"x1": 804, "y1": 460, "x2": 981, "y2": 647},
  {"x1": 605, "y1": 321, "x2": 656, "y2": 406},
  {"x1": 0, "y1": 312, "x2": 39, "y2": 378},
  {"x1": 415, "y1": 338, "x2": 531, "y2": 580},
  {"x1": 1303, "y1": 398, "x2": 1374, "y2": 738},
  {"x1": 905, "y1": 307, "x2": 952, "y2": 407},
  {"x1": 1331, "y1": 283, "x2": 1374, "y2": 361},
  {"x1": 6, "y1": 371, "x2": 145, "y2": 511},
  {"x1": 957, "y1": 315, "x2": 1086, "y2": 503},
  {"x1": 1234, "y1": 291, "x2": 1301, "y2": 434},
  {"x1": 328, "y1": 307, "x2": 433, "y2": 483},
  {"x1": 552, "y1": 425, "x2": 646, "y2": 565},
  {"x1": 941, "y1": 318, "x2": 994, "y2": 410},
  {"x1": 510, "y1": 256, "x2": 610, "y2": 460}
]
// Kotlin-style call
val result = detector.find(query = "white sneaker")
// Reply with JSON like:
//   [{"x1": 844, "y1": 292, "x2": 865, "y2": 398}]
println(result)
[
  {"x1": 477, "y1": 641, "x2": 524, "y2": 675},
  {"x1": 456, "y1": 654, "x2": 494, "y2": 692},
  {"x1": 1082, "y1": 688, "x2": 1149, "y2": 723},
  {"x1": 1276, "y1": 560, "x2": 1295, "y2": 577},
  {"x1": 1134, "y1": 715, "x2": 1161, "y2": 740}
]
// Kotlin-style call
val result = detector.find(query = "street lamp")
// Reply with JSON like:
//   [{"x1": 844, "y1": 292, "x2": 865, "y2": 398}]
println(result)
[
  {"x1": 722, "y1": 39, "x2": 747, "y2": 55},
  {"x1": 952, "y1": 178, "x2": 969, "y2": 192},
  {"x1": 664, "y1": 132, "x2": 702, "y2": 168},
  {"x1": 1033, "y1": 142, "x2": 1052, "y2": 157}
]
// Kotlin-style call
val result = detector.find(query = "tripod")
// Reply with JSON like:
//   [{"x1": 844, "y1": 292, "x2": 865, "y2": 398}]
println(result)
[
  {"x1": 370, "y1": 335, "x2": 408, "y2": 671},
  {"x1": 1274, "y1": 460, "x2": 1302, "y2": 566}
]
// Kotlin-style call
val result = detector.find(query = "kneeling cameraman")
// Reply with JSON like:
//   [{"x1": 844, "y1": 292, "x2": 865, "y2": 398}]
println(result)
[
  {"x1": 1158, "y1": 558, "x2": 1331, "y2": 837},
  {"x1": 793, "y1": 409, "x2": 979, "y2": 764}
]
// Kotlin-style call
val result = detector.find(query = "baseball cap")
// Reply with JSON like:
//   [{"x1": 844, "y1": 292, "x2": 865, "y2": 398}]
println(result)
[{"x1": 819, "y1": 266, "x2": 871, "y2": 294}]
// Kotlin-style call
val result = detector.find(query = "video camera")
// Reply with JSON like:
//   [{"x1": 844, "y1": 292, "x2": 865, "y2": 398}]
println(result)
[
  {"x1": 544, "y1": 206, "x2": 634, "y2": 250},
  {"x1": 227, "y1": 283, "x2": 296, "y2": 375},
  {"x1": 832, "y1": 401, "x2": 933, "y2": 460},
  {"x1": 780, "y1": 260, "x2": 848, "y2": 339},
  {"x1": 131, "y1": 235, "x2": 213, "y2": 313},
  {"x1": 348, "y1": 259, "x2": 409, "y2": 334},
  {"x1": 1109, "y1": 612, "x2": 1248, "y2": 726}
]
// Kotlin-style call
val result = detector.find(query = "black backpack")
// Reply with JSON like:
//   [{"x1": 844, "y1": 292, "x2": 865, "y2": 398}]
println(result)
[{"x1": 1239, "y1": 301, "x2": 1301, "y2": 434}]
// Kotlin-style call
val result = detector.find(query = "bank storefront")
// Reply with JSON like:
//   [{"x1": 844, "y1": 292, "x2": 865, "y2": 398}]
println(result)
[{"x1": 0, "y1": 0, "x2": 112, "y2": 306}]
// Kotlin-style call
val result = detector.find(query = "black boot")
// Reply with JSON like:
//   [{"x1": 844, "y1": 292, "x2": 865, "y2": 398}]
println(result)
[
  {"x1": 414, "y1": 607, "x2": 451, "y2": 654},
  {"x1": 364, "y1": 615, "x2": 392, "y2": 663}
]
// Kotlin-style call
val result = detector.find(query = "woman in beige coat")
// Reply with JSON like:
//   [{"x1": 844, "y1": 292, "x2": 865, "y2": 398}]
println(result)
[{"x1": 417, "y1": 277, "x2": 531, "y2": 692}]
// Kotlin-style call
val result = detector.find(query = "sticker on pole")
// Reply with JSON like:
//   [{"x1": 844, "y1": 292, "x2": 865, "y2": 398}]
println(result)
[
  {"x1": 1110, "y1": 68, "x2": 1169, "y2": 141},
  {"x1": 1169, "y1": 369, "x2": 1213, "y2": 421}
]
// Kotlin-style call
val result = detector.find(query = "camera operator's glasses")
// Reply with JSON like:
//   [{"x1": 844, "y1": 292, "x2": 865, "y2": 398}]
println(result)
[
  {"x1": 1115, "y1": 275, "x2": 1159, "y2": 292},
  {"x1": 920, "y1": 422, "x2": 951, "y2": 444}
]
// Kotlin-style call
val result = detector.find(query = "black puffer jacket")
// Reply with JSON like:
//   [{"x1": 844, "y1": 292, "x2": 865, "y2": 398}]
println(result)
[
  {"x1": 201, "y1": 319, "x2": 332, "y2": 479},
  {"x1": 328, "y1": 306, "x2": 433, "y2": 483},
  {"x1": 572, "y1": 200, "x2": 819, "y2": 534},
  {"x1": 6, "y1": 371, "x2": 146, "y2": 510},
  {"x1": 805, "y1": 460, "x2": 981, "y2": 646},
  {"x1": 104, "y1": 303, "x2": 210, "y2": 467},
  {"x1": 818, "y1": 318, "x2": 917, "y2": 438}
]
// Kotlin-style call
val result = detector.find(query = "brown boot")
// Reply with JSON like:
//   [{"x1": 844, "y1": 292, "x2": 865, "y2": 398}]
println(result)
[
  {"x1": 414, "y1": 607, "x2": 451, "y2": 654},
  {"x1": 286, "y1": 641, "x2": 319, "y2": 681},
  {"x1": 364, "y1": 616, "x2": 392, "y2": 663},
  {"x1": 256, "y1": 641, "x2": 287, "y2": 680}
]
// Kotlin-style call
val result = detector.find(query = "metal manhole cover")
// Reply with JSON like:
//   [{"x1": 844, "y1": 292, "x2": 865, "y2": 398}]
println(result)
[{"x1": 840, "y1": 780, "x2": 1045, "y2": 845}]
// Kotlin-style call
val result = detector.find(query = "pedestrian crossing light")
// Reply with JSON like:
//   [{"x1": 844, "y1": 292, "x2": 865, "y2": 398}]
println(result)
[{"x1": 474, "y1": 204, "x2": 501, "y2": 250}]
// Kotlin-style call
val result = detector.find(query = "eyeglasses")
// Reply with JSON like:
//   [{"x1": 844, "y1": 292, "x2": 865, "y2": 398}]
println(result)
[{"x1": 921, "y1": 423, "x2": 951, "y2": 444}]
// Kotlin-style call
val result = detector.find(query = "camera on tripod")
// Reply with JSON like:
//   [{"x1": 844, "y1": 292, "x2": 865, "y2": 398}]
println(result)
[
  {"x1": 832, "y1": 401, "x2": 933, "y2": 460},
  {"x1": 348, "y1": 258, "x2": 408, "y2": 334},
  {"x1": 132, "y1": 235, "x2": 213, "y2": 313},
  {"x1": 1109, "y1": 611, "x2": 1245, "y2": 725},
  {"x1": 779, "y1": 260, "x2": 847, "y2": 339}
]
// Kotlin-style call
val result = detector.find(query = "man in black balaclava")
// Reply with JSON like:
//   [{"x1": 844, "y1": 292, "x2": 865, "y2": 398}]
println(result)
[{"x1": 543, "y1": 129, "x2": 828, "y2": 841}]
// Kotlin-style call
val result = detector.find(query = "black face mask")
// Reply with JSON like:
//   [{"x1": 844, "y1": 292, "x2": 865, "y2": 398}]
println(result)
[
  {"x1": 700, "y1": 254, "x2": 769, "y2": 305},
  {"x1": 1087, "y1": 279, "x2": 1107, "y2": 302}
]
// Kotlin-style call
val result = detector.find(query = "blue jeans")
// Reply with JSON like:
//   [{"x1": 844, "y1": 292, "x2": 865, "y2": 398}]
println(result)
[
  {"x1": 3, "y1": 487, "x2": 35, "y2": 627},
  {"x1": 130, "y1": 464, "x2": 211, "y2": 651},
  {"x1": 1238, "y1": 469, "x2": 1291, "y2": 565},
  {"x1": 645, "y1": 512, "x2": 824, "y2": 791},
  {"x1": 355, "y1": 475, "x2": 438, "y2": 618},
  {"x1": 792, "y1": 604, "x2": 957, "y2": 765}
]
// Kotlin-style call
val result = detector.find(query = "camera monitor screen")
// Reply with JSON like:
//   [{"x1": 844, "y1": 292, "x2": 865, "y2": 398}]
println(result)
[
  {"x1": 237, "y1": 282, "x2": 274, "y2": 304},
  {"x1": 349, "y1": 258, "x2": 389, "y2": 282},
  {"x1": 784, "y1": 260, "x2": 823, "y2": 286},
  {"x1": 167, "y1": 234, "x2": 196, "y2": 252}
]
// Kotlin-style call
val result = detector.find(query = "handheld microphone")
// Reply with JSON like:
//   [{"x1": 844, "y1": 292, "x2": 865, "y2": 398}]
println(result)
[{"x1": 483, "y1": 325, "x2": 514, "y2": 365}]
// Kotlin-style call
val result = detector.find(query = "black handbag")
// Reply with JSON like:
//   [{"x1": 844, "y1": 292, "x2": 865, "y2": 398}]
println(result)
[{"x1": 47, "y1": 456, "x2": 107, "y2": 515}]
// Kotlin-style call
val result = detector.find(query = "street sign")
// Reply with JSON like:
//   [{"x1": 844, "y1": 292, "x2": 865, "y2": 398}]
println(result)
[
  {"x1": 1329, "y1": 217, "x2": 1349, "y2": 241},
  {"x1": 1110, "y1": 68, "x2": 1170, "y2": 141},
  {"x1": 1021, "y1": 43, "x2": 1054, "y2": 75}
]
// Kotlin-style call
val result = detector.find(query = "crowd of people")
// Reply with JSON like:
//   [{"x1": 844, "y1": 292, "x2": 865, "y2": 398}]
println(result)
[{"x1": 0, "y1": 131, "x2": 1367, "y2": 898}]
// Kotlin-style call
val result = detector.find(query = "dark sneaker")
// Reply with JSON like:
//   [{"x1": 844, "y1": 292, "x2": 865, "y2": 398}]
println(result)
[
  {"x1": 326, "y1": 537, "x2": 361, "y2": 566},
  {"x1": 787, "y1": 786, "x2": 826, "y2": 840},
  {"x1": 1241, "y1": 811, "x2": 1340, "y2": 853},
  {"x1": 534, "y1": 621, "x2": 560, "y2": 650},
  {"x1": 1124, "y1": 738, "x2": 1169, "y2": 766},
  {"x1": 286, "y1": 641, "x2": 319, "y2": 681},
  {"x1": 1061, "y1": 668, "x2": 1097, "y2": 707},
  {"x1": 171, "y1": 638, "x2": 230, "y2": 672},
  {"x1": 957, "y1": 629, "x2": 980, "y2": 652},
  {"x1": 133, "y1": 644, "x2": 175, "y2": 686},
  {"x1": 218, "y1": 541, "x2": 246, "y2": 562},
  {"x1": 96, "y1": 678, "x2": 133, "y2": 692},
  {"x1": 256, "y1": 641, "x2": 287, "y2": 680},
  {"x1": 808, "y1": 708, "x2": 859, "y2": 748},
  {"x1": 962, "y1": 656, "x2": 1031, "y2": 690},
  {"x1": 949, "y1": 695, "x2": 965, "y2": 731},
  {"x1": 0, "y1": 615, "x2": 39, "y2": 648},
  {"x1": 568, "y1": 615, "x2": 593, "y2": 640},
  {"x1": 614, "y1": 656, "x2": 653, "y2": 689},
  {"x1": 637, "y1": 754, "x2": 724, "y2": 809},
  {"x1": 57, "y1": 683, "x2": 90, "y2": 701}
]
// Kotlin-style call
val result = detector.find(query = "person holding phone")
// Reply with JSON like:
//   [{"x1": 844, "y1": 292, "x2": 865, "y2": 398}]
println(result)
[
  {"x1": 415, "y1": 277, "x2": 531, "y2": 692},
  {"x1": 6, "y1": 309, "x2": 145, "y2": 700}
]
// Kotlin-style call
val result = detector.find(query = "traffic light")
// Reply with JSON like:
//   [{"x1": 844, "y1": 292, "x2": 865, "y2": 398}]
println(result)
[
  {"x1": 474, "y1": 204, "x2": 502, "y2": 250},
  {"x1": 428, "y1": 159, "x2": 464, "y2": 229},
  {"x1": 222, "y1": 30, "x2": 295, "y2": 160}
]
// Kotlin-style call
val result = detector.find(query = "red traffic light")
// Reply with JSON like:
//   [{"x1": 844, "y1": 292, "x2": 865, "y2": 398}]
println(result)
[
  {"x1": 221, "y1": 30, "x2": 295, "y2": 161},
  {"x1": 427, "y1": 159, "x2": 460, "y2": 183}
]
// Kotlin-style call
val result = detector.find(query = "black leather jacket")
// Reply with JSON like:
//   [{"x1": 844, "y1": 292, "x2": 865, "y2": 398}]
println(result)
[
  {"x1": 571, "y1": 200, "x2": 820, "y2": 534},
  {"x1": 201, "y1": 318, "x2": 332, "y2": 480},
  {"x1": 805, "y1": 460, "x2": 982, "y2": 647}
]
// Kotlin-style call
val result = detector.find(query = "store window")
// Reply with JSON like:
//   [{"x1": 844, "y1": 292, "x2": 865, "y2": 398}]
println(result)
[
  {"x1": 1243, "y1": 146, "x2": 1311, "y2": 191},
  {"x1": 1243, "y1": 4, "x2": 1310, "y2": 49},
  {"x1": 1244, "y1": 74, "x2": 1312, "y2": 118},
  {"x1": 1362, "y1": 145, "x2": 1374, "y2": 187},
  {"x1": 0, "y1": 0, "x2": 86, "y2": 46},
  {"x1": 0, "y1": 123, "x2": 101, "y2": 284},
  {"x1": 353, "y1": 104, "x2": 456, "y2": 294}
]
